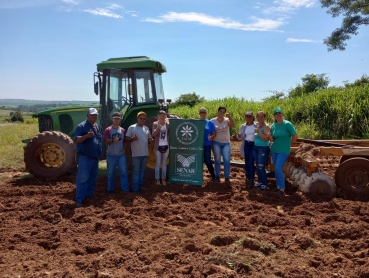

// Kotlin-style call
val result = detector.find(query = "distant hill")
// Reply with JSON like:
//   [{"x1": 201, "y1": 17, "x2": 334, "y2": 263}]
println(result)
[
  {"x1": 0, "y1": 99, "x2": 99, "y2": 113},
  {"x1": 0, "y1": 99, "x2": 98, "y2": 107}
]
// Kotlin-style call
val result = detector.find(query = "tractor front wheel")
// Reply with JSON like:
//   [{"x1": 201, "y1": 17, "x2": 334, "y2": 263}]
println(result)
[{"x1": 24, "y1": 131, "x2": 76, "y2": 178}]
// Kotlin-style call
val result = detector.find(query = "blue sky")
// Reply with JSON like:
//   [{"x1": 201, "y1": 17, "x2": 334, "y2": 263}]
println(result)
[{"x1": 0, "y1": 0, "x2": 368, "y2": 102}]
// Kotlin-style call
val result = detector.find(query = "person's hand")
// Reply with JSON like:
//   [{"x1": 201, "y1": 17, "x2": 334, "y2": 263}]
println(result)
[
  {"x1": 133, "y1": 134, "x2": 138, "y2": 141},
  {"x1": 226, "y1": 113, "x2": 231, "y2": 118},
  {"x1": 208, "y1": 135, "x2": 212, "y2": 141},
  {"x1": 255, "y1": 127, "x2": 260, "y2": 133},
  {"x1": 87, "y1": 129, "x2": 94, "y2": 138},
  {"x1": 237, "y1": 132, "x2": 241, "y2": 138},
  {"x1": 112, "y1": 136, "x2": 119, "y2": 143}
]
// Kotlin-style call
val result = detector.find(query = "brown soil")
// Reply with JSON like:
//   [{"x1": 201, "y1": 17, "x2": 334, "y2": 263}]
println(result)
[{"x1": 1, "y1": 142, "x2": 369, "y2": 278}]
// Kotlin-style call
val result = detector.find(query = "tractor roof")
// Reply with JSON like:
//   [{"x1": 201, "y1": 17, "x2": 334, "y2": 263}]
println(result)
[{"x1": 96, "y1": 56, "x2": 166, "y2": 73}]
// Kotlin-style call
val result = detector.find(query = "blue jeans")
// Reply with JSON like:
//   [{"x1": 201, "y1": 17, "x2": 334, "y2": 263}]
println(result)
[
  {"x1": 107, "y1": 154, "x2": 129, "y2": 192},
  {"x1": 243, "y1": 141, "x2": 255, "y2": 180},
  {"x1": 253, "y1": 145, "x2": 270, "y2": 186},
  {"x1": 271, "y1": 151, "x2": 289, "y2": 190},
  {"x1": 155, "y1": 149, "x2": 169, "y2": 179},
  {"x1": 212, "y1": 141, "x2": 231, "y2": 179},
  {"x1": 76, "y1": 156, "x2": 99, "y2": 203},
  {"x1": 132, "y1": 156, "x2": 148, "y2": 191},
  {"x1": 204, "y1": 145, "x2": 215, "y2": 180}
]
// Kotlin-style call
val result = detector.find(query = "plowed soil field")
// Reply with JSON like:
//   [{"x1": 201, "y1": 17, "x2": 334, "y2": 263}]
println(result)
[{"x1": 1, "y1": 141, "x2": 369, "y2": 278}]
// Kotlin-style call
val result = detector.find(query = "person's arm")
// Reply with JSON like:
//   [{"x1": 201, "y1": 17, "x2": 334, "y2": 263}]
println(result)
[
  {"x1": 152, "y1": 122, "x2": 160, "y2": 137},
  {"x1": 75, "y1": 131, "x2": 94, "y2": 143},
  {"x1": 236, "y1": 125, "x2": 243, "y2": 141},
  {"x1": 226, "y1": 113, "x2": 235, "y2": 128},
  {"x1": 258, "y1": 125, "x2": 270, "y2": 141},
  {"x1": 207, "y1": 121, "x2": 216, "y2": 141},
  {"x1": 104, "y1": 127, "x2": 116, "y2": 145},
  {"x1": 147, "y1": 126, "x2": 153, "y2": 144},
  {"x1": 125, "y1": 126, "x2": 138, "y2": 142},
  {"x1": 74, "y1": 125, "x2": 94, "y2": 143},
  {"x1": 208, "y1": 131, "x2": 216, "y2": 141},
  {"x1": 267, "y1": 125, "x2": 274, "y2": 142},
  {"x1": 287, "y1": 122, "x2": 298, "y2": 144},
  {"x1": 291, "y1": 134, "x2": 298, "y2": 144}
]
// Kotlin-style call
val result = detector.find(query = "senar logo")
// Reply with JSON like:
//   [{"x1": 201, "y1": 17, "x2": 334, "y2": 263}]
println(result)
[
  {"x1": 175, "y1": 122, "x2": 199, "y2": 145},
  {"x1": 175, "y1": 154, "x2": 197, "y2": 175},
  {"x1": 177, "y1": 154, "x2": 196, "y2": 168}
]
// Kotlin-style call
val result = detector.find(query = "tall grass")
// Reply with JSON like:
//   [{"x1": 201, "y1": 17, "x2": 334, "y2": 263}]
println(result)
[{"x1": 171, "y1": 85, "x2": 369, "y2": 139}]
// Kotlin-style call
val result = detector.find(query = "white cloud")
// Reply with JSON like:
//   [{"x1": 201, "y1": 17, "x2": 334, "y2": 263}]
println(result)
[
  {"x1": 144, "y1": 12, "x2": 284, "y2": 31},
  {"x1": 84, "y1": 8, "x2": 123, "y2": 18},
  {"x1": 62, "y1": 0, "x2": 79, "y2": 5},
  {"x1": 263, "y1": 0, "x2": 316, "y2": 14},
  {"x1": 286, "y1": 38, "x2": 320, "y2": 43},
  {"x1": 106, "y1": 4, "x2": 123, "y2": 10}
]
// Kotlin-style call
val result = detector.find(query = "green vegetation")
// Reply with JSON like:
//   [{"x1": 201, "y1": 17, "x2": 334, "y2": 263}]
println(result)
[
  {"x1": 10, "y1": 111, "x2": 24, "y2": 123},
  {"x1": 0, "y1": 121, "x2": 39, "y2": 170},
  {"x1": 170, "y1": 92, "x2": 204, "y2": 108},
  {"x1": 288, "y1": 73, "x2": 330, "y2": 98},
  {"x1": 320, "y1": 0, "x2": 369, "y2": 51},
  {"x1": 171, "y1": 84, "x2": 369, "y2": 139}
]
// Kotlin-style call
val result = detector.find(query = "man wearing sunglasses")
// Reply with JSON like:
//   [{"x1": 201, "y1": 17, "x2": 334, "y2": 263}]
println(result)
[{"x1": 126, "y1": 111, "x2": 152, "y2": 192}]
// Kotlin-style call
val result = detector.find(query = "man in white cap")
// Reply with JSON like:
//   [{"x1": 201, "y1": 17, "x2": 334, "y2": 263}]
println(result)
[{"x1": 73, "y1": 107, "x2": 102, "y2": 208}]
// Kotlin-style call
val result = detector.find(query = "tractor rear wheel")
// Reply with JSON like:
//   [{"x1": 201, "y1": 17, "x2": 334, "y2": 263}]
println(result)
[
  {"x1": 24, "y1": 131, "x2": 76, "y2": 178},
  {"x1": 335, "y1": 157, "x2": 369, "y2": 196}
]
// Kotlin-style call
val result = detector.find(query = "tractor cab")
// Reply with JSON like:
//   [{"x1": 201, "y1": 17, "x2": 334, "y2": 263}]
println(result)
[{"x1": 94, "y1": 56, "x2": 169, "y2": 131}]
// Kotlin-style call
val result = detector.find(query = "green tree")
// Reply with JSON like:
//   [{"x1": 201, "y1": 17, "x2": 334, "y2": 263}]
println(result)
[
  {"x1": 289, "y1": 74, "x2": 330, "y2": 98},
  {"x1": 262, "y1": 91, "x2": 286, "y2": 102},
  {"x1": 344, "y1": 74, "x2": 369, "y2": 87},
  {"x1": 171, "y1": 92, "x2": 204, "y2": 108},
  {"x1": 321, "y1": 0, "x2": 369, "y2": 51},
  {"x1": 10, "y1": 111, "x2": 24, "y2": 123}
]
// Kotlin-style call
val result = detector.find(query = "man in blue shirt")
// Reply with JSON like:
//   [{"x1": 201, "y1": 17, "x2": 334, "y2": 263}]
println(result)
[
  {"x1": 73, "y1": 108, "x2": 102, "y2": 207},
  {"x1": 199, "y1": 107, "x2": 216, "y2": 182}
]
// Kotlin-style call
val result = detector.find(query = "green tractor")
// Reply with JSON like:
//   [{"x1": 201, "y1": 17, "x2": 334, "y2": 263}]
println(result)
[{"x1": 24, "y1": 56, "x2": 172, "y2": 178}]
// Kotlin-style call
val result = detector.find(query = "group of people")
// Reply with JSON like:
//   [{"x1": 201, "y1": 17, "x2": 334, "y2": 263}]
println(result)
[
  {"x1": 73, "y1": 106, "x2": 297, "y2": 207},
  {"x1": 235, "y1": 108, "x2": 298, "y2": 195},
  {"x1": 73, "y1": 108, "x2": 169, "y2": 208}
]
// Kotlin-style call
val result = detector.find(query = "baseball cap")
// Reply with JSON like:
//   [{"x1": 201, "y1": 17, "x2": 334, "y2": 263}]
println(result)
[
  {"x1": 112, "y1": 112, "x2": 121, "y2": 118},
  {"x1": 159, "y1": 110, "x2": 166, "y2": 115},
  {"x1": 245, "y1": 111, "x2": 253, "y2": 116},
  {"x1": 88, "y1": 108, "x2": 98, "y2": 115},
  {"x1": 273, "y1": 107, "x2": 283, "y2": 115}
]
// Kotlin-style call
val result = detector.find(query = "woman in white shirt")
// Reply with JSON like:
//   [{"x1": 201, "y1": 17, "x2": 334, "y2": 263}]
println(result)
[{"x1": 237, "y1": 111, "x2": 258, "y2": 188}]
